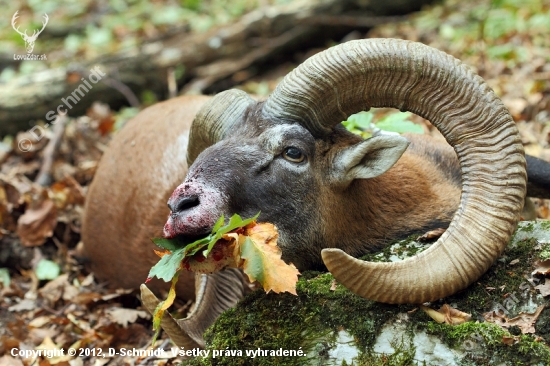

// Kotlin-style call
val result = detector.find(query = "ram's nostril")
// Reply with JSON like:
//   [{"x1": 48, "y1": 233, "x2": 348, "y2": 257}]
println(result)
[{"x1": 168, "y1": 195, "x2": 200, "y2": 213}]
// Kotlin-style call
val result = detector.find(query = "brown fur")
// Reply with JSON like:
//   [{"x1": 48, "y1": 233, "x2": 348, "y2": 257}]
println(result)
[{"x1": 82, "y1": 95, "x2": 211, "y2": 299}]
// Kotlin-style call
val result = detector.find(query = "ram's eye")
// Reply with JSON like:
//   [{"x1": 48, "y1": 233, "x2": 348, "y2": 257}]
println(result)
[{"x1": 282, "y1": 147, "x2": 305, "y2": 163}]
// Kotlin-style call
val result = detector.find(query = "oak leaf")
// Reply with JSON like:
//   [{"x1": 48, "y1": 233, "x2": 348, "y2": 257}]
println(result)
[
  {"x1": 535, "y1": 279, "x2": 550, "y2": 297},
  {"x1": 532, "y1": 260, "x2": 550, "y2": 276},
  {"x1": 483, "y1": 305, "x2": 545, "y2": 334},
  {"x1": 16, "y1": 199, "x2": 57, "y2": 247}
]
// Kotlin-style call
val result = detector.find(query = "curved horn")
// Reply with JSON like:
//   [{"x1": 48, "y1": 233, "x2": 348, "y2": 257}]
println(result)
[
  {"x1": 263, "y1": 38, "x2": 526, "y2": 304},
  {"x1": 187, "y1": 89, "x2": 255, "y2": 166},
  {"x1": 140, "y1": 269, "x2": 247, "y2": 348}
]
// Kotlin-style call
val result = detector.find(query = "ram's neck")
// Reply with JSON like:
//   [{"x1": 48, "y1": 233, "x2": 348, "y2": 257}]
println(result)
[{"x1": 322, "y1": 153, "x2": 461, "y2": 258}]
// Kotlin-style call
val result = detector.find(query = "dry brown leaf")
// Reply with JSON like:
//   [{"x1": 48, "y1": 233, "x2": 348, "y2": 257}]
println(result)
[
  {"x1": 0, "y1": 356, "x2": 24, "y2": 366},
  {"x1": 39, "y1": 274, "x2": 70, "y2": 305},
  {"x1": 16, "y1": 199, "x2": 58, "y2": 247},
  {"x1": 8, "y1": 298, "x2": 37, "y2": 312},
  {"x1": 535, "y1": 279, "x2": 550, "y2": 297},
  {"x1": 48, "y1": 176, "x2": 85, "y2": 209},
  {"x1": 484, "y1": 305, "x2": 545, "y2": 334},
  {"x1": 421, "y1": 304, "x2": 471, "y2": 325},
  {"x1": 106, "y1": 308, "x2": 149, "y2": 327},
  {"x1": 532, "y1": 260, "x2": 550, "y2": 276},
  {"x1": 0, "y1": 180, "x2": 22, "y2": 231},
  {"x1": 29, "y1": 315, "x2": 53, "y2": 328},
  {"x1": 502, "y1": 335, "x2": 519, "y2": 345},
  {"x1": 418, "y1": 228, "x2": 446, "y2": 241}
]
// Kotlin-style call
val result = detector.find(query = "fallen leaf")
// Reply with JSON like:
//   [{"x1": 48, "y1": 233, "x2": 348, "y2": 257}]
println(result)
[
  {"x1": 484, "y1": 305, "x2": 545, "y2": 334},
  {"x1": 535, "y1": 279, "x2": 550, "y2": 297},
  {"x1": 0, "y1": 356, "x2": 24, "y2": 366},
  {"x1": 421, "y1": 304, "x2": 471, "y2": 325},
  {"x1": 8, "y1": 299, "x2": 37, "y2": 312},
  {"x1": 29, "y1": 315, "x2": 53, "y2": 328},
  {"x1": 36, "y1": 336, "x2": 73, "y2": 364},
  {"x1": 35, "y1": 259, "x2": 61, "y2": 280},
  {"x1": 418, "y1": 228, "x2": 446, "y2": 241},
  {"x1": 106, "y1": 308, "x2": 149, "y2": 327},
  {"x1": 16, "y1": 199, "x2": 58, "y2": 247},
  {"x1": 48, "y1": 176, "x2": 85, "y2": 209},
  {"x1": 532, "y1": 260, "x2": 550, "y2": 276},
  {"x1": 502, "y1": 335, "x2": 519, "y2": 345},
  {"x1": 39, "y1": 274, "x2": 69, "y2": 305}
]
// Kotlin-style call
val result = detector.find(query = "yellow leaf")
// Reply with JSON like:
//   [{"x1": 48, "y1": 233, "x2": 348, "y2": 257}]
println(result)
[
  {"x1": 152, "y1": 271, "x2": 179, "y2": 345},
  {"x1": 421, "y1": 304, "x2": 471, "y2": 325},
  {"x1": 240, "y1": 223, "x2": 300, "y2": 295}
]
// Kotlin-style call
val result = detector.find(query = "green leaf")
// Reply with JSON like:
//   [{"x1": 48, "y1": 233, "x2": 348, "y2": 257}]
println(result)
[
  {"x1": 0, "y1": 268, "x2": 10, "y2": 288},
  {"x1": 35, "y1": 259, "x2": 60, "y2": 280},
  {"x1": 148, "y1": 212, "x2": 261, "y2": 282},
  {"x1": 240, "y1": 237, "x2": 265, "y2": 284},
  {"x1": 375, "y1": 116, "x2": 424, "y2": 134},
  {"x1": 345, "y1": 111, "x2": 373, "y2": 129},
  {"x1": 212, "y1": 214, "x2": 225, "y2": 234},
  {"x1": 204, "y1": 212, "x2": 260, "y2": 256},
  {"x1": 147, "y1": 248, "x2": 186, "y2": 282},
  {"x1": 151, "y1": 237, "x2": 182, "y2": 252}
]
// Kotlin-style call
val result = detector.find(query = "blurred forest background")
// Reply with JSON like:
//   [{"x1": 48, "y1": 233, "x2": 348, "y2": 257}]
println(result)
[{"x1": 1, "y1": 0, "x2": 549, "y2": 364}]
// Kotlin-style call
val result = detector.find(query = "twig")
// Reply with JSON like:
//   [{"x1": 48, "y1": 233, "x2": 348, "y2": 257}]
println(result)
[
  {"x1": 301, "y1": 14, "x2": 408, "y2": 28},
  {"x1": 102, "y1": 77, "x2": 141, "y2": 108},
  {"x1": 167, "y1": 67, "x2": 178, "y2": 99},
  {"x1": 35, "y1": 114, "x2": 67, "y2": 187}
]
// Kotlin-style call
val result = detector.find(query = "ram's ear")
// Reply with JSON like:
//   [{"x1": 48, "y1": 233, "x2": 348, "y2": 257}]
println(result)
[{"x1": 331, "y1": 135, "x2": 410, "y2": 185}]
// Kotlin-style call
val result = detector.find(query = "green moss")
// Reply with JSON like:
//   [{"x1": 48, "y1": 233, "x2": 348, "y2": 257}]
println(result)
[
  {"x1": 539, "y1": 243, "x2": 550, "y2": 261},
  {"x1": 181, "y1": 272, "x2": 416, "y2": 365},
  {"x1": 422, "y1": 321, "x2": 550, "y2": 364}
]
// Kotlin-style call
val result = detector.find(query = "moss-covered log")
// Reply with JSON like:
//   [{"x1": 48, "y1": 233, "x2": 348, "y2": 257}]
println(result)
[{"x1": 182, "y1": 221, "x2": 550, "y2": 366}]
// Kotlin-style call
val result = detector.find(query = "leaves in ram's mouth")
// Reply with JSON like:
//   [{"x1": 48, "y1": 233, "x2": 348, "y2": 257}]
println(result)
[
  {"x1": 147, "y1": 212, "x2": 259, "y2": 282},
  {"x1": 146, "y1": 213, "x2": 299, "y2": 345}
]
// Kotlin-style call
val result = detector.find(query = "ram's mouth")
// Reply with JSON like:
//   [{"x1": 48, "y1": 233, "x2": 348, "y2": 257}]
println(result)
[{"x1": 163, "y1": 214, "x2": 213, "y2": 240}]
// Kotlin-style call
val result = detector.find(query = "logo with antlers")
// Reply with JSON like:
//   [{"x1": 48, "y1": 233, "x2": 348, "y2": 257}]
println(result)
[{"x1": 12, "y1": 11, "x2": 49, "y2": 54}]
